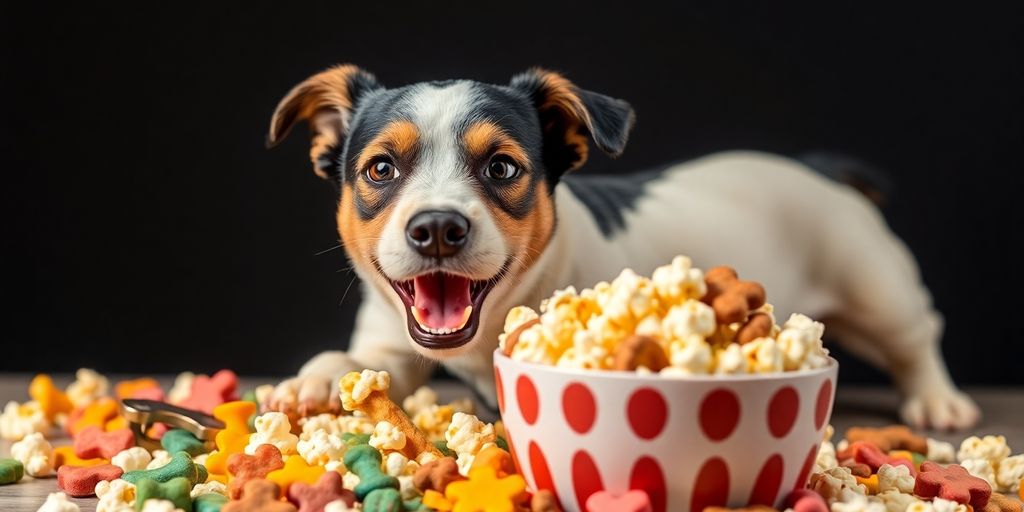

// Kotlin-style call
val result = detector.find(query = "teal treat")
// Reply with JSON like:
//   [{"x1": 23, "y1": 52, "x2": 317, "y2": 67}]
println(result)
[
  {"x1": 161, "y1": 429, "x2": 206, "y2": 456},
  {"x1": 0, "y1": 458, "x2": 24, "y2": 485},
  {"x1": 342, "y1": 432, "x2": 372, "y2": 446},
  {"x1": 403, "y1": 497, "x2": 429, "y2": 511},
  {"x1": 912, "y1": 452, "x2": 927, "y2": 466},
  {"x1": 123, "y1": 451, "x2": 206, "y2": 486},
  {"x1": 433, "y1": 440, "x2": 455, "y2": 457},
  {"x1": 363, "y1": 487, "x2": 402, "y2": 512},
  {"x1": 134, "y1": 477, "x2": 192, "y2": 511},
  {"x1": 344, "y1": 444, "x2": 399, "y2": 501},
  {"x1": 194, "y1": 493, "x2": 228, "y2": 512},
  {"x1": 495, "y1": 436, "x2": 508, "y2": 451}
]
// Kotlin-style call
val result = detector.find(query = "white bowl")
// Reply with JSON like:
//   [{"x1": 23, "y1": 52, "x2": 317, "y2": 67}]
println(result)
[{"x1": 494, "y1": 350, "x2": 838, "y2": 512}]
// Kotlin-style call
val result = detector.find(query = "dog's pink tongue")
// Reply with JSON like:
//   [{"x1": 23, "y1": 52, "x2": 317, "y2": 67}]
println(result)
[{"x1": 413, "y1": 273, "x2": 471, "y2": 330}]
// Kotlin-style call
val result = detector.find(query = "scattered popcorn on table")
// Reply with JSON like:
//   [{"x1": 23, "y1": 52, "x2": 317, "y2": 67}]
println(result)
[
  {"x1": 811, "y1": 466, "x2": 867, "y2": 504},
  {"x1": 36, "y1": 491, "x2": 80, "y2": 512},
  {"x1": 876, "y1": 463, "x2": 915, "y2": 494},
  {"x1": 111, "y1": 446, "x2": 151, "y2": 472},
  {"x1": 875, "y1": 489, "x2": 920, "y2": 512},
  {"x1": 139, "y1": 499, "x2": 184, "y2": 512},
  {"x1": 369, "y1": 420, "x2": 407, "y2": 452},
  {"x1": 297, "y1": 428, "x2": 347, "y2": 471},
  {"x1": 445, "y1": 412, "x2": 496, "y2": 475},
  {"x1": 245, "y1": 411, "x2": 298, "y2": 456},
  {"x1": 146, "y1": 450, "x2": 171, "y2": 470},
  {"x1": 502, "y1": 255, "x2": 831, "y2": 374},
  {"x1": 189, "y1": 480, "x2": 227, "y2": 498},
  {"x1": 11, "y1": 431, "x2": 53, "y2": 477},
  {"x1": 65, "y1": 368, "x2": 110, "y2": 409},
  {"x1": 958, "y1": 435, "x2": 1011, "y2": 463},
  {"x1": 996, "y1": 454, "x2": 1024, "y2": 492},
  {"x1": 95, "y1": 478, "x2": 136, "y2": 512},
  {"x1": 0, "y1": 400, "x2": 50, "y2": 441},
  {"x1": 928, "y1": 438, "x2": 957, "y2": 463},
  {"x1": 830, "y1": 492, "x2": 887, "y2": 512}
]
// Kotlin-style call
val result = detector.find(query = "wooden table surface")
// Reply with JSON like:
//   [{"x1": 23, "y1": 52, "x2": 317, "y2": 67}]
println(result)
[{"x1": 1, "y1": 374, "x2": 1021, "y2": 511}]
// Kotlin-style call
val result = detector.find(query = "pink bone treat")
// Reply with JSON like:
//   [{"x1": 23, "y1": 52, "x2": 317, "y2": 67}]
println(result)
[
  {"x1": 287, "y1": 471, "x2": 355, "y2": 511},
  {"x1": 914, "y1": 461, "x2": 991, "y2": 509},
  {"x1": 57, "y1": 464, "x2": 124, "y2": 497},
  {"x1": 586, "y1": 489, "x2": 654, "y2": 512}
]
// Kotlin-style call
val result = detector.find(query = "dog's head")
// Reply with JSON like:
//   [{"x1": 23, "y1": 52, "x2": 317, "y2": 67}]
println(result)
[{"x1": 268, "y1": 65, "x2": 634, "y2": 357}]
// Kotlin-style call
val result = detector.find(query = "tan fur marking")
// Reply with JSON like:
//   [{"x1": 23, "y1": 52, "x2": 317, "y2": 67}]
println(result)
[
  {"x1": 336, "y1": 185, "x2": 394, "y2": 274},
  {"x1": 354, "y1": 120, "x2": 420, "y2": 172},
  {"x1": 462, "y1": 121, "x2": 530, "y2": 165},
  {"x1": 483, "y1": 181, "x2": 555, "y2": 278},
  {"x1": 531, "y1": 69, "x2": 592, "y2": 172}
]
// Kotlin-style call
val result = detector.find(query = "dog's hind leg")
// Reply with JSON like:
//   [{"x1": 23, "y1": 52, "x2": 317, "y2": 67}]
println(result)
[{"x1": 821, "y1": 193, "x2": 979, "y2": 430}]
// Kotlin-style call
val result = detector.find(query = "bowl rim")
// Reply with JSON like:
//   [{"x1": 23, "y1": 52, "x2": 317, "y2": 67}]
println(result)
[{"x1": 493, "y1": 348, "x2": 838, "y2": 383}]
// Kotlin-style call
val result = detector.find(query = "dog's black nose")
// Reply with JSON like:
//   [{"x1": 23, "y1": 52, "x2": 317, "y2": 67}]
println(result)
[{"x1": 406, "y1": 210, "x2": 470, "y2": 258}]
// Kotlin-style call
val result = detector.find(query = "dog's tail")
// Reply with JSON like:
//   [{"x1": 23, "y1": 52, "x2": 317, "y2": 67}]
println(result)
[{"x1": 797, "y1": 151, "x2": 893, "y2": 206}]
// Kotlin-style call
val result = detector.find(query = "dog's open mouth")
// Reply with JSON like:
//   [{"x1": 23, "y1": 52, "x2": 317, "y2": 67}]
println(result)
[{"x1": 389, "y1": 272, "x2": 499, "y2": 349}]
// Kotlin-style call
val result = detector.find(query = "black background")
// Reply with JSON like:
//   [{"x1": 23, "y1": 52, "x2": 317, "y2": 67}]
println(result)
[{"x1": 2, "y1": 4, "x2": 1021, "y2": 384}]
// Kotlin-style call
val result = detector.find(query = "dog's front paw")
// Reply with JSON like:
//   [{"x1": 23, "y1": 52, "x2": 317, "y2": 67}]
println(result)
[
  {"x1": 265, "y1": 374, "x2": 341, "y2": 417},
  {"x1": 900, "y1": 389, "x2": 980, "y2": 431}
]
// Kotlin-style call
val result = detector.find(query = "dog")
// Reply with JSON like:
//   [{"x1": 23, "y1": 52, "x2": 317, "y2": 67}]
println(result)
[{"x1": 264, "y1": 64, "x2": 979, "y2": 430}]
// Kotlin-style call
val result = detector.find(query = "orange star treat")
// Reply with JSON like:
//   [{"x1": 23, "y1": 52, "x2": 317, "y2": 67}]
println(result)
[
  {"x1": 469, "y1": 445, "x2": 516, "y2": 478},
  {"x1": 204, "y1": 400, "x2": 255, "y2": 478},
  {"x1": 423, "y1": 489, "x2": 455, "y2": 511},
  {"x1": 445, "y1": 465, "x2": 527, "y2": 512},
  {"x1": 28, "y1": 374, "x2": 72, "y2": 421},
  {"x1": 52, "y1": 446, "x2": 106, "y2": 469},
  {"x1": 266, "y1": 454, "x2": 325, "y2": 495},
  {"x1": 67, "y1": 397, "x2": 119, "y2": 436},
  {"x1": 227, "y1": 444, "x2": 285, "y2": 500}
]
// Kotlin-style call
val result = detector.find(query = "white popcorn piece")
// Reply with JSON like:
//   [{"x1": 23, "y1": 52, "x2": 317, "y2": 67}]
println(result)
[
  {"x1": 810, "y1": 467, "x2": 866, "y2": 504},
  {"x1": 166, "y1": 372, "x2": 195, "y2": 404},
  {"x1": 876, "y1": 464, "x2": 914, "y2": 494},
  {"x1": 875, "y1": 490, "x2": 920, "y2": 512},
  {"x1": 325, "y1": 499, "x2": 353, "y2": 512},
  {"x1": 342, "y1": 470, "x2": 360, "y2": 491},
  {"x1": 776, "y1": 313, "x2": 830, "y2": 370},
  {"x1": 498, "y1": 306, "x2": 540, "y2": 352},
  {"x1": 0, "y1": 400, "x2": 50, "y2": 441},
  {"x1": 402, "y1": 386, "x2": 439, "y2": 416},
  {"x1": 927, "y1": 438, "x2": 957, "y2": 463},
  {"x1": 445, "y1": 412, "x2": 496, "y2": 475},
  {"x1": 996, "y1": 454, "x2": 1024, "y2": 492},
  {"x1": 398, "y1": 474, "x2": 419, "y2": 500},
  {"x1": 341, "y1": 370, "x2": 390, "y2": 410},
  {"x1": 66, "y1": 368, "x2": 110, "y2": 409},
  {"x1": 384, "y1": 451, "x2": 418, "y2": 477},
  {"x1": 297, "y1": 428, "x2": 347, "y2": 472},
  {"x1": 556, "y1": 331, "x2": 611, "y2": 370},
  {"x1": 190, "y1": 480, "x2": 228, "y2": 498},
  {"x1": 651, "y1": 255, "x2": 707, "y2": 305},
  {"x1": 192, "y1": 453, "x2": 208, "y2": 466},
  {"x1": 140, "y1": 500, "x2": 184, "y2": 512},
  {"x1": 714, "y1": 343, "x2": 748, "y2": 375},
  {"x1": 662, "y1": 299, "x2": 717, "y2": 340},
  {"x1": 95, "y1": 479, "x2": 137, "y2": 512},
  {"x1": 816, "y1": 441, "x2": 839, "y2": 472},
  {"x1": 742, "y1": 336, "x2": 784, "y2": 373},
  {"x1": 930, "y1": 498, "x2": 969, "y2": 512},
  {"x1": 146, "y1": 450, "x2": 172, "y2": 470},
  {"x1": 253, "y1": 384, "x2": 275, "y2": 407},
  {"x1": 959, "y1": 458, "x2": 997, "y2": 488},
  {"x1": 830, "y1": 493, "x2": 886, "y2": 512},
  {"x1": 111, "y1": 446, "x2": 152, "y2": 472},
  {"x1": 369, "y1": 421, "x2": 407, "y2": 452},
  {"x1": 246, "y1": 412, "x2": 298, "y2": 456},
  {"x1": 957, "y1": 435, "x2": 1010, "y2": 464},
  {"x1": 416, "y1": 451, "x2": 439, "y2": 466},
  {"x1": 509, "y1": 323, "x2": 558, "y2": 365},
  {"x1": 11, "y1": 432, "x2": 53, "y2": 477},
  {"x1": 36, "y1": 492, "x2": 80, "y2": 512}
]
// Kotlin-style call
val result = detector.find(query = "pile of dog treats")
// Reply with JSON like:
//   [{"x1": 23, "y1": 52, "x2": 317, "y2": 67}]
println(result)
[{"x1": 2, "y1": 369, "x2": 1023, "y2": 512}]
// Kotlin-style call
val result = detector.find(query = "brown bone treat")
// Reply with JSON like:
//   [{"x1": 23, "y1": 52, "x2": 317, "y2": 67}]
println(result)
[
  {"x1": 613, "y1": 335, "x2": 670, "y2": 371},
  {"x1": 736, "y1": 312, "x2": 774, "y2": 344},
  {"x1": 839, "y1": 458, "x2": 872, "y2": 478},
  {"x1": 532, "y1": 489, "x2": 563, "y2": 511},
  {"x1": 502, "y1": 318, "x2": 540, "y2": 356},
  {"x1": 702, "y1": 266, "x2": 767, "y2": 324},
  {"x1": 412, "y1": 457, "x2": 464, "y2": 492},
  {"x1": 984, "y1": 493, "x2": 1023, "y2": 512},
  {"x1": 845, "y1": 425, "x2": 928, "y2": 454}
]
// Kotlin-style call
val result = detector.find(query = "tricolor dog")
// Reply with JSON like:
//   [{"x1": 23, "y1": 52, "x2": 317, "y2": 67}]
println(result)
[{"x1": 265, "y1": 64, "x2": 978, "y2": 429}]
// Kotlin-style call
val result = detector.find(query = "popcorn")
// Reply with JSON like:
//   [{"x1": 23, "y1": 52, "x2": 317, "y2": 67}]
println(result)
[
  {"x1": 192, "y1": 453, "x2": 208, "y2": 466},
  {"x1": 384, "y1": 451, "x2": 418, "y2": 477},
  {"x1": 0, "y1": 400, "x2": 49, "y2": 441},
  {"x1": 776, "y1": 313, "x2": 830, "y2": 370},
  {"x1": 959, "y1": 458, "x2": 997, "y2": 488},
  {"x1": 166, "y1": 372, "x2": 195, "y2": 404},
  {"x1": 342, "y1": 470, "x2": 360, "y2": 491},
  {"x1": 509, "y1": 323, "x2": 558, "y2": 365},
  {"x1": 651, "y1": 255, "x2": 707, "y2": 305},
  {"x1": 498, "y1": 306, "x2": 540, "y2": 352},
  {"x1": 190, "y1": 480, "x2": 228, "y2": 498},
  {"x1": 10, "y1": 431, "x2": 53, "y2": 477},
  {"x1": 66, "y1": 368, "x2": 110, "y2": 409},
  {"x1": 742, "y1": 336, "x2": 784, "y2": 373},
  {"x1": 140, "y1": 500, "x2": 184, "y2": 512},
  {"x1": 299, "y1": 413, "x2": 374, "y2": 439},
  {"x1": 957, "y1": 435, "x2": 1011, "y2": 463},
  {"x1": 411, "y1": 405, "x2": 456, "y2": 441},
  {"x1": 340, "y1": 370, "x2": 390, "y2": 410},
  {"x1": 95, "y1": 479, "x2": 136, "y2": 512},
  {"x1": 875, "y1": 490, "x2": 920, "y2": 512},
  {"x1": 369, "y1": 421, "x2": 407, "y2": 452},
  {"x1": 37, "y1": 492, "x2": 80, "y2": 512},
  {"x1": 146, "y1": 450, "x2": 172, "y2": 470},
  {"x1": 996, "y1": 454, "x2": 1024, "y2": 492},
  {"x1": 111, "y1": 447, "x2": 152, "y2": 472},
  {"x1": 445, "y1": 412, "x2": 496, "y2": 475},
  {"x1": 876, "y1": 464, "x2": 915, "y2": 494},
  {"x1": 830, "y1": 493, "x2": 886, "y2": 512},
  {"x1": 325, "y1": 499, "x2": 354, "y2": 512},
  {"x1": 907, "y1": 498, "x2": 969, "y2": 512},
  {"x1": 928, "y1": 438, "x2": 957, "y2": 463},
  {"x1": 810, "y1": 467, "x2": 866, "y2": 504},
  {"x1": 556, "y1": 331, "x2": 611, "y2": 370},
  {"x1": 402, "y1": 386, "x2": 439, "y2": 416},
  {"x1": 713, "y1": 342, "x2": 748, "y2": 375},
  {"x1": 297, "y1": 428, "x2": 347, "y2": 471},
  {"x1": 253, "y1": 384, "x2": 275, "y2": 407},
  {"x1": 817, "y1": 440, "x2": 839, "y2": 472},
  {"x1": 246, "y1": 412, "x2": 298, "y2": 456},
  {"x1": 664, "y1": 334, "x2": 713, "y2": 374},
  {"x1": 662, "y1": 299, "x2": 717, "y2": 340}
]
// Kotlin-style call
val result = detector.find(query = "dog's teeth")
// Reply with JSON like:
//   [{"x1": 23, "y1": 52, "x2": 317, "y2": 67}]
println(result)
[{"x1": 456, "y1": 306, "x2": 473, "y2": 330}]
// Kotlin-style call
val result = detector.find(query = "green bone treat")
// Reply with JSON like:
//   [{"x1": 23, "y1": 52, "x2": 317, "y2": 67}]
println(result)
[{"x1": 123, "y1": 451, "x2": 207, "y2": 486}]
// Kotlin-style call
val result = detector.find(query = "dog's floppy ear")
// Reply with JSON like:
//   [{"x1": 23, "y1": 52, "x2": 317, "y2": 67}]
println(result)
[
  {"x1": 268, "y1": 64, "x2": 382, "y2": 179},
  {"x1": 510, "y1": 68, "x2": 635, "y2": 176}
]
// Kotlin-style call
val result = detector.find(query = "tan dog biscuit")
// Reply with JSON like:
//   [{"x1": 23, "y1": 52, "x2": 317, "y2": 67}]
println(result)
[
  {"x1": 613, "y1": 335, "x2": 670, "y2": 371},
  {"x1": 502, "y1": 318, "x2": 540, "y2": 356},
  {"x1": 702, "y1": 266, "x2": 767, "y2": 325}
]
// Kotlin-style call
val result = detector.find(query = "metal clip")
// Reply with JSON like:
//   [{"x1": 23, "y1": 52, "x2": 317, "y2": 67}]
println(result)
[{"x1": 119, "y1": 399, "x2": 225, "y2": 452}]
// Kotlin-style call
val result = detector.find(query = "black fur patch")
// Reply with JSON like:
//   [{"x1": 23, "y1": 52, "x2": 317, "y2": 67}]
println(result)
[{"x1": 562, "y1": 167, "x2": 666, "y2": 238}]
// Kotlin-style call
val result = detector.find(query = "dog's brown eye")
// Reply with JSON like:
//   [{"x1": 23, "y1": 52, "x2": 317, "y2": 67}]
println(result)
[
  {"x1": 485, "y1": 160, "x2": 520, "y2": 180},
  {"x1": 366, "y1": 161, "x2": 400, "y2": 183}
]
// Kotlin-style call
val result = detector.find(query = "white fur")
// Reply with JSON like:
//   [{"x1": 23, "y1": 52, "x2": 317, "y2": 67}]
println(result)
[{"x1": 274, "y1": 147, "x2": 979, "y2": 429}]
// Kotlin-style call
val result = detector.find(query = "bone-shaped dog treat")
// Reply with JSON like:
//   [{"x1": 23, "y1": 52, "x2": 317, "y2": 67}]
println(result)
[
  {"x1": 135, "y1": 477, "x2": 192, "y2": 512},
  {"x1": 846, "y1": 425, "x2": 928, "y2": 454},
  {"x1": 613, "y1": 335, "x2": 669, "y2": 371},
  {"x1": 915, "y1": 461, "x2": 991, "y2": 509},
  {"x1": 74, "y1": 426, "x2": 135, "y2": 460},
  {"x1": 339, "y1": 370, "x2": 442, "y2": 460},
  {"x1": 702, "y1": 266, "x2": 767, "y2": 325}
]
